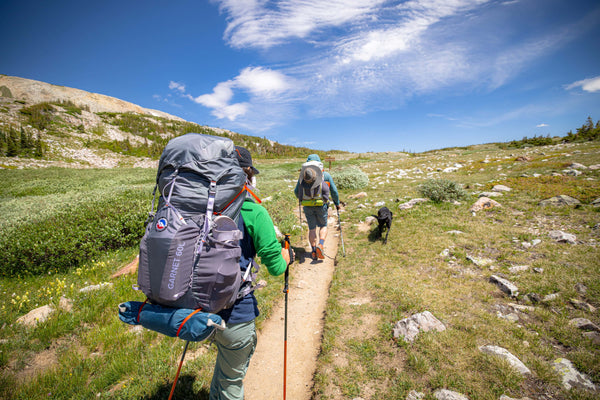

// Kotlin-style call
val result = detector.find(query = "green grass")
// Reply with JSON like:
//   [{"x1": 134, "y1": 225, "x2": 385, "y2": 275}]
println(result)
[
  {"x1": 313, "y1": 141, "x2": 600, "y2": 399},
  {"x1": 1, "y1": 141, "x2": 599, "y2": 399}
]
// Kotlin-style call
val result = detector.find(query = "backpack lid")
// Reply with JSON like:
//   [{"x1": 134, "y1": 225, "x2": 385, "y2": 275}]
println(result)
[{"x1": 157, "y1": 133, "x2": 239, "y2": 182}]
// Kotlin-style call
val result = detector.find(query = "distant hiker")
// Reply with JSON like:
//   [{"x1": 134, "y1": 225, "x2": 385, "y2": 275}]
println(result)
[
  {"x1": 294, "y1": 154, "x2": 340, "y2": 260},
  {"x1": 210, "y1": 146, "x2": 291, "y2": 400}
]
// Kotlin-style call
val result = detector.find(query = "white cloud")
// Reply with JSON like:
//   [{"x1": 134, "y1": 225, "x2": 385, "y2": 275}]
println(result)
[
  {"x1": 565, "y1": 76, "x2": 600, "y2": 93},
  {"x1": 190, "y1": 0, "x2": 594, "y2": 133},
  {"x1": 171, "y1": 67, "x2": 292, "y2": 121},
  {"x1": 169, "y1": 81, "x2": 186, "y2": 93},
  {"x1": 236, "y1": 67, "x2": 291, "y2": 95},
  {"x1": 214, "y1": 0, "x2": 387, "y2": 49},
  {"x1": 536, "y1": 123, "x2": 549, "y2": 128}
]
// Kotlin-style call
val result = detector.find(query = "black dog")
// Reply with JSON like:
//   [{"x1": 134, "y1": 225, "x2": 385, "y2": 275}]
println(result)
[{"x1": 376, "y1": 206, "x2": 393, "y2": 244}]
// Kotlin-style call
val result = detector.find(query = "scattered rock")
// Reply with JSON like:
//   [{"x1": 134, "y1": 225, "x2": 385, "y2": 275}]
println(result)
[
  {"x1": 500, "y1": 396, "x2": 532, "y2": 400},
  {"x1": 489, "y1": 275, "x2": 519, "y2": 297},
  {"x1": 515, "y1": 156, "x2": 532, "y2": 162},
  {"x1": 570, "y1": 299, "x2": 597, "y2": 312},
  {"x1": 445, "y1": 230, "x2": 464, "y2": 235},
  {"x1": 406, "y1": 391, "x2": 425, "y2": 400},
  {"x1": 479, "y1": 345, "x2": 531, "y2": 375},
  {"x1": 364, "y1": 216, "x2": 377, "y2": 225},
  {"x1": 569, "y1": 162, "x2": 587, "y2": 169},
  {"x1": 583, "y1": 331, "x2": 600, "y2": 345},
  {"x1": 16, "y1": 305, "x2": 54, "y2": 327},
  {"x1": 398, "y1": 198, "x2": 428, "y2": 210},
  {"x1": 548, "y1": 230, "x2": 576, "y2": 244},
  {"x1": 469, "y1": 197, "x2": 501, "y2": 212},
  {"x1": 492, "y1": 185, "x2": 512, "y2": 192},
  {"x1": 349, "y1": 192, "x2": 368, "y2": 199},
  {"x1": 434, "y1": 389, "x2": 469, "y2": 400},
  {"x1": 467, "y1": 255, "x2": 494, "y2": 267},
  {"x1": 592, "y1": 198, "x2": 600, "y2": 208},
  {"x1": 393, "y1": 311, "x2": 446, "y2": 342},
  {"x1": 479, "y1": 191, "x2": 503, "y2": 197},
  {"x1": 552, "y1": 358, "x2": 597, "y2": 391},
  {"x1": 542, "y1": 293, "x2": 560, "y2": 302},
  {"x1": 569, "y1": 318, "x2": 600, "y2": 332},
  {"x1": 508, "y1": 265, "x2": 529, "y2": 273},
  {"x1": 563, "y1": 169, "x2": 582, "y2": 176},
  {"x1": 59, "y1": 296, "x2": 73, "y2": 312},
  {"x1": 539, "y1": 195, "x2": 581, "y2": 207},
  {"x1": 524, "y1": 293, "x2": 541, "y2": 304},
  {"x1": 575, "y1": 282, "x2": 587, "y2": 295}
]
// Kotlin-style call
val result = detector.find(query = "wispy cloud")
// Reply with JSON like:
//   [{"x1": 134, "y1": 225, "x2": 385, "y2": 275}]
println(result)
[
  {"x1": 565, "y1": 76, "x2": 600, "y2": 93},
  {"x1": 178, "y1": 0, "x2": 594, "y2": 132},
  {"x1": 536, "y1": 123, "x2": 549, "y2": 128},
  {"x1": 213, "y1": 0, "x2": 388, "y2": 49}
]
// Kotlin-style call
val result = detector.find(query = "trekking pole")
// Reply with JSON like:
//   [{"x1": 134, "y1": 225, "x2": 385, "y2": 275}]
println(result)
[
  {"x1": 336, "y1": 207, "x2": 345, "y2": 257},
  {"x1": 168, "y1": 340, "x2": 190, "y2": 400},
  {"x1": 282, "y1": 234, "x2": 293, "y2": 400}
]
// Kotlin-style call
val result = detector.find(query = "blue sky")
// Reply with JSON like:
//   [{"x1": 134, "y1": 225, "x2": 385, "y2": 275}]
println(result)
[{"x1": 1, "y1": 0, "x2": 599, "y2": 153}]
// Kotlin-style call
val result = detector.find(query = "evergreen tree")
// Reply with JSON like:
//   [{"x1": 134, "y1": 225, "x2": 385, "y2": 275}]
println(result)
[
  {"x1": 6, "y1": 128, "x2": 19, "y2": 157},
  {"x1": 34, "y1": 134, "x2": 43, "y2": 158}
]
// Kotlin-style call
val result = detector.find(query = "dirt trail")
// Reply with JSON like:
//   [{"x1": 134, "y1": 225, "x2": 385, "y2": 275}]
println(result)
[{"x1": 244, "y1": 209, "x2": 340, "y2": 399}]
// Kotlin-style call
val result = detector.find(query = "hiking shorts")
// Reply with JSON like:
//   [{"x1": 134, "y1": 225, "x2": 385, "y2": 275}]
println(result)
[
  {"x1": 303, "y1": 204, "x2": 328, "y2": 230},
  {"x1": 210, "y1": 320, "x2": 257, "y2": 400}
]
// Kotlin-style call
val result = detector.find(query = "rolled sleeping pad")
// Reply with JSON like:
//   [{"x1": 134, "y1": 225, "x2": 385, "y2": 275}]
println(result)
[{"x1": 118, "y1": 301, "x2": 226, "y2": 342}]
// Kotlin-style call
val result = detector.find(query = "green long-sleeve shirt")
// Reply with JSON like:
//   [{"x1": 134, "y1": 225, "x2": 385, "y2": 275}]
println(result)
[{"x1": 240, "y1": 198, "x2": 287, "y2": 277}]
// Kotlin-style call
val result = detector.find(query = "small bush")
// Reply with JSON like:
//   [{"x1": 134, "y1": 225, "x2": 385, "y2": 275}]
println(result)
[
  {"x1": 0, "y1": 190, "x2": 147, "y2": 276},
  {"x1": 331, "y1": 167, "x2": 369, "y2": 190},
  {"x1": 418, "y1": 178, "x2": 467, "y2": 203}
]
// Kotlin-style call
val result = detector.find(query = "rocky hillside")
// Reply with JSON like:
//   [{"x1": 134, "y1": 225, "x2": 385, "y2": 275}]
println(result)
[{"x1": 0, "y1": 75, "x2": 323, "y2": 169}]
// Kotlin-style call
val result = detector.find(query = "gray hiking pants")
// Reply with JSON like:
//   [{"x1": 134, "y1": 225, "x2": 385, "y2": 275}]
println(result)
[{"x1": 210, "y1": 320, "x2": 257, "y2": 400}]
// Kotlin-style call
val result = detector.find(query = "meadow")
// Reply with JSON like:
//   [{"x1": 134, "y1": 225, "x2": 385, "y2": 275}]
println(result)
[{"x1": 0, "y1": 140, "x2": 599, "y2": 399}]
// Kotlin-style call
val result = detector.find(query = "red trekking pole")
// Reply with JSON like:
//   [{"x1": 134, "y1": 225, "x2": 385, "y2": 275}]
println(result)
[{"x1": 282, "y1": 234, "x2": 294, "y2": 400}]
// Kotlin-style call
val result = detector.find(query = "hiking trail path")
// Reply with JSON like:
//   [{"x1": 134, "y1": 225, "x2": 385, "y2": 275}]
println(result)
[{"x1": 244, "y1": 208, "x2": 340, "y2": 399}]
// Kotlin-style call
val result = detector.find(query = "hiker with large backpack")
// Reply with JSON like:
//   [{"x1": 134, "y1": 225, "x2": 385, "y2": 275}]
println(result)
[
  {"x1": 121, "y1": 134, "x2": 291, "y2": 400},
  {"x1": 210, "y1": 145, "x2": 291, "y2": 399},
  {"x1": 294, "y1": 154, "x2": 340, "y2": 260}
]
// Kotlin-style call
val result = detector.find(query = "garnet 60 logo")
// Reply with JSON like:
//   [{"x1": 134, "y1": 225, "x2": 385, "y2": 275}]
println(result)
[{"x1": 156, "y1": 218, "x2": 168, "y2": 231}]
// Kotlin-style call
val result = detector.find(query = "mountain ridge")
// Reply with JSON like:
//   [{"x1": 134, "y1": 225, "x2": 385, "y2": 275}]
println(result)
[{"x1": 0, "y1": 75, "x2": 184, "y2": 121}]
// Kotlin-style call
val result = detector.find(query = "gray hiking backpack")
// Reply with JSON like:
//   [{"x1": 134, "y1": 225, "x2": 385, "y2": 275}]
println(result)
[
  {"x1": 297, "y1": 160, "x2": 329, "y2": 206},
  {"x1": 137, "y1": 133, "x2": 255, "y2": 313}
]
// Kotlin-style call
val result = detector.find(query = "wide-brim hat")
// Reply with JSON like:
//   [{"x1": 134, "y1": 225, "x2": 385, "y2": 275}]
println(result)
[{"x1": 234, "y1": 146, "x2": 260, "y2": 175}]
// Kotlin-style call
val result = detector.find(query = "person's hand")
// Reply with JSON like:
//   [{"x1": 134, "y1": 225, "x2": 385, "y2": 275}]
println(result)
[
  {"x1": 336, "y1": 204, "x2": 341, "y2": 211},
  {"x1": 281, "y1": 247, "x2": 291, "y2": 265}
]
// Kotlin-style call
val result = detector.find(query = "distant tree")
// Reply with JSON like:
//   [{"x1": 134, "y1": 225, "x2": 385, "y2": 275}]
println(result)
[
  {"x1": 34, "y1": 133, "x2": 44, "y2": 158},
  {"x1": 6, "y1": 127, "x2": 19, "y2": 157}
]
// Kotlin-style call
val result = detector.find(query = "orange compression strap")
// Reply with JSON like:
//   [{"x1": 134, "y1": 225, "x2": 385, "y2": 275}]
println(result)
[
  {"x1": 176, "y1": 308, "x2": 203, "y2": 337},
  {"x1": 245, "y1": 184, "x2": 262, "y2": 204},
  {"x1": 137, "y1": 299, "x2": 149, "y2": 323}
]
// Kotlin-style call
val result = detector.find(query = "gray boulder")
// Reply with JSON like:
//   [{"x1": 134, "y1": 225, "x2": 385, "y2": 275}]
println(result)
[
  {"x1": 393, "y1": 311, "x2": 446, "y2": 342},
  {"x1": 552, "y1": 358, "x2": 597, "y2": 391},
  {"x1": 548, "y1": 230, "x2": 577, "y2": 244},
  {"x1": 489, "y1": 275, "x2": 519, "y2": 297},
  {"x1": 434, "y1": 389, "x2": 469, "y2": 400},
  {"x1": 479, "y1": 345, "x2": 531, "y2": 375},
  {"x1": 538, "y1": 195, "x2": 581, "y2": 207}
]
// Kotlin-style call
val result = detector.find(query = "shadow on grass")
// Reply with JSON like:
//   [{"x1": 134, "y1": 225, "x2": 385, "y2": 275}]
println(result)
[
  {"x1": 367, "y1": 226, "x2": 386, "y2": 244},
  {"x1": 142, "y1": 374, "x2": 209, "y2": 400}
]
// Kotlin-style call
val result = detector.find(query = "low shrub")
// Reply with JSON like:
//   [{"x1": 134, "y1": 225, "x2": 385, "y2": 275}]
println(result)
[
  {"x1": 0, "y1": 190, "x2": 147, "y2": 276},
  {"x1": 331, "y1": 167, "x2": 369, "y2": 190},
  {"x1": 418, "y1": 178, "x2": 467, "y2": 203}
]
